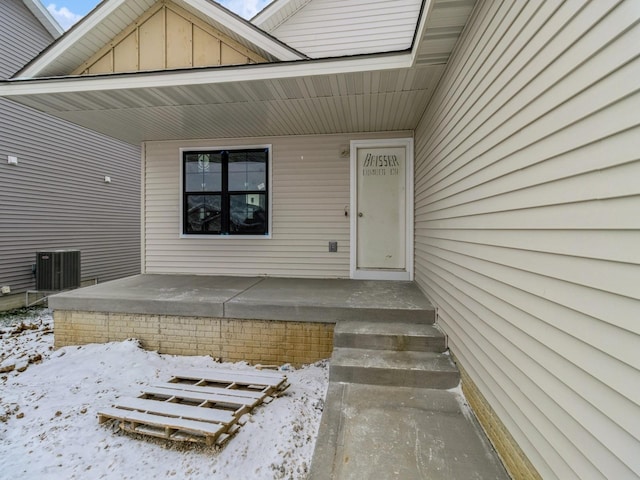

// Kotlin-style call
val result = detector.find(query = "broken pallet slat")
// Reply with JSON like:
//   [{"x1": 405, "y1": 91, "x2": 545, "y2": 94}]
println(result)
[
  {"x1": 116, "y1": 397, "x2": 235, "y2": 425},
  {"x1": 143, "y1": 385, "x2": 260, "y2": 409}
]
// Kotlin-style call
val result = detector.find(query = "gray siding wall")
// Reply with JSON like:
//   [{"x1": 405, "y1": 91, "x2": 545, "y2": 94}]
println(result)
[
  {"x1": 0, "y1": 1, "x2": 53, "y2": 79},
  {"x1": 0, "y1": 0, "x2": 141, "y2": 295},
  {"x1": 414, "y1": 1, "x2": 640, "y2": 479}
]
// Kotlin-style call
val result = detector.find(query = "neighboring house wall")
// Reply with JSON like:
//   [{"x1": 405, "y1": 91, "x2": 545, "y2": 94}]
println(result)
[
  {"x1": 143, "y1": 132, "x2": 409, "y2": 277},
  {"x1": 0, "y1": 0, "x2": 141, "y2": 305},
  {"x1": 414, "y1": 1, "x2": 639, "y2": 479},
  {"x1": 0, "y1": 1, "x2": 52, "y2": 78},
  {"x1": 266, "y1": 0, "x2": 422, "y2": 57}
]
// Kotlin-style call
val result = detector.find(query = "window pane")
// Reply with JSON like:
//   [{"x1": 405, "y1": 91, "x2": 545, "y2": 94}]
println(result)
[
  {"x1": 186, "y1": 195, "x2": 221, "y2": 233},
  {"x1": 229, "y1": 194, "x2": 267, "y2": 234},
  {"x1": 185, "y1": 153, "x2": 221, "y2": 192},
  {"x1": 228, "y1": 150, "x2": 267, "y2": 191}
]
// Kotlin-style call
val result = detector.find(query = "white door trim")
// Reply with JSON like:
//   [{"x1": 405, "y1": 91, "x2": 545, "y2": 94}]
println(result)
[{"x1": 350, "y1": 138, "x2": 414, "y2": 281}]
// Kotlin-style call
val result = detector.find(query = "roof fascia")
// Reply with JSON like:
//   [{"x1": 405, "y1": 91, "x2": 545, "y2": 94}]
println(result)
[
  {"x1": 22, "y1": 0, "x2": 64, "y2": 38},
  {"x1": 0, "y1": 51, "x2": 413, "y2": 96},
  {"x1": 180, "y1": 0, "x2": 305, "y2": 61},
  {"x1": 251, "y1": 0, "x2": 309, "y2": 28},
  {"x1": 409, "y1": 0, "x2": 435, "y2": 67}
]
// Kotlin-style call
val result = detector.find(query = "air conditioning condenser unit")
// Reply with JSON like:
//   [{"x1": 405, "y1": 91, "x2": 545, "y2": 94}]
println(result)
[{"x1": 36, "y1": 250, "x2": 81, "y2": 291}]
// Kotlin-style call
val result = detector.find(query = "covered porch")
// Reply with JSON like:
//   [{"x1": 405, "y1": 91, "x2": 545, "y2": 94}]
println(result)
[{"x1": 49, "y1": 274, "x2": 435, "y2": 365}]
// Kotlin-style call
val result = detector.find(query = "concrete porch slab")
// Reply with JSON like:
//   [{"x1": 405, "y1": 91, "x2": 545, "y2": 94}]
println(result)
[
  {"x1": 225, "y1": 277, "x2": 435, "y2": 323},
  {"x1": 49, "y1": 274, "x2": 435, "y2": 323},
  {"x1": 48, "y1": 274, "x2": 263, "y2": 317}
]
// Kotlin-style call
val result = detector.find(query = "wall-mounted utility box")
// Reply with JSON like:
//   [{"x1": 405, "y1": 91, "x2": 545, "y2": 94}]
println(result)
[
  {"x1": 329, "y1": 241, "x2": 338, "y2": 252},
  {"x1": 36, "y1": 250, "x2": 81, "y2": 291}
]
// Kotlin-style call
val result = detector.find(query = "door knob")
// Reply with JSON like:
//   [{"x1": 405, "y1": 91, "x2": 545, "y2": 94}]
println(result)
[{"x1": 358, "y1": 212, "x2": 364, "y2": 217}]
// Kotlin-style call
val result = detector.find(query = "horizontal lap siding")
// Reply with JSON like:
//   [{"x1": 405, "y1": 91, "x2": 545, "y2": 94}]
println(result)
[
  {"x1": 143, "y1": 132, "x2": 409, "y2": 277},
  {"x1": 414, "y1": 1, "x2": 640, "y2": 479},
  {"x1": 0, "y1": 1, "x2": 141, "y2": 294},
  {"x1": 270, "y1": 0, "x2": 422, "y2": 57},
  {"x1": 0, "y1": 1, "x2": 52, "y2": 79}
]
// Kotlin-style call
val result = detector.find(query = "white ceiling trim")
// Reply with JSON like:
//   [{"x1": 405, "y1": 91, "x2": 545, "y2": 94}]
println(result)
[{"x1": 0, "y1": 53, "x2": 413, "y2": 97}]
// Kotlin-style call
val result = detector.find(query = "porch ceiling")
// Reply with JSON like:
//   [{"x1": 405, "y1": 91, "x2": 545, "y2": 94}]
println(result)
[
  {"x1": 0, "y1": 0, "x2": 478, "y2": 144},
  {"x1": 4, "y1": 62, "x2": 445, "y2": 143}
]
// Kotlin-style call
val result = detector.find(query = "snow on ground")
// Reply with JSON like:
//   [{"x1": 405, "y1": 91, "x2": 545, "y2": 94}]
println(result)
[{"x1": 0, "y1": 308, "x2": 328, "y2": 479}]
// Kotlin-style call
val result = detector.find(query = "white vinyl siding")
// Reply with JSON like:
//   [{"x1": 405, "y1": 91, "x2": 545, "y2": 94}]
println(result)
[
  {"x1": 269, "y1": 0, "x2": 422, "y2": 58},
  {"x1": 0, "y1": 0, "x2": 141, "y2": 295},
  {"x1": 414, "y1": 1, "x2": 640, "y2": 479},
  {"x1": 143, "y1": 132, "x2": 409, "y2": 277}
]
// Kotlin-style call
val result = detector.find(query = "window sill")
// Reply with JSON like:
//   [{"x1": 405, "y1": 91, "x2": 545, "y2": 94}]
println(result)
[{"x1": 179, "y1": 234, "x2": 272, "y2": 240}]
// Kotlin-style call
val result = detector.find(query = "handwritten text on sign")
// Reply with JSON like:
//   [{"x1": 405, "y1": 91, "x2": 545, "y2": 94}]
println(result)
[{"x1": 362, "y1": 153, "x2": 400, "y2": 176}]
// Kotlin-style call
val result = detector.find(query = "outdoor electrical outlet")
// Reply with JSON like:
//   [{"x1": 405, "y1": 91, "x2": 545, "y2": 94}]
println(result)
[
  {"x1": 329, "y1": 241, "x2": 338, "y2": 252},
  {"x1": 1, "y1": 286, "x2": 10, "y2": 295}
]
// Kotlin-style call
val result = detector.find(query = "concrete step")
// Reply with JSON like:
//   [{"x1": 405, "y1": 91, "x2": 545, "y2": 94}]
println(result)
[
  {"x1": 334, "y1": 320, "x2": 446, "y2": 352},
  {"x1": 330, "y1": 347, "x2": 460, "y2": 389}
]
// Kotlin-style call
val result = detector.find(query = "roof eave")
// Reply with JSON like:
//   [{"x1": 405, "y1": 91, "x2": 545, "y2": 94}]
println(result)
[
  {"x1": 15, "y1": 0, "x2": 306, "y2": 80},
  {"x1": 22, "y1": 0, "x2": 64, "y2": 38},
  {"x1": 1, "y1": 50, "x2": 414, "y2": 96}
]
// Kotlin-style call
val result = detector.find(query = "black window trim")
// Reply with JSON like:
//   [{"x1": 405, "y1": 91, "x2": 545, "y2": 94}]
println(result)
[{"x1": 180, "y1": 145, "x2": 272, "y2": 238}]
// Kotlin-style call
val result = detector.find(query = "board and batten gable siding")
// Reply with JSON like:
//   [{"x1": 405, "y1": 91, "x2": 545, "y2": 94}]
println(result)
[
  {"x1": 413, "y1": 1, "x2": 640, "y2": 479},
  {"x1": 268, "y1": 0, "x2": 423, "y2": 58},
  {"x1": 143, "y1": 132, "x2": 409, "y2": 277},
  {"x1": 0, "y1": 0, "x2": 141, "y2": 296}
]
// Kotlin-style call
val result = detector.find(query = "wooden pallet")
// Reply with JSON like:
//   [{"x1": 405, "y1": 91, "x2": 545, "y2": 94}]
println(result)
[{"x1": 98, "y1": 367, "x2": 289, "y2": 446}]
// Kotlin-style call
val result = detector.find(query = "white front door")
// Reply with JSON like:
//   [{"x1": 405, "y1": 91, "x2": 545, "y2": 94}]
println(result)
[{"x1": 350, "y1": 139, "x2": 413, "y2": 280}]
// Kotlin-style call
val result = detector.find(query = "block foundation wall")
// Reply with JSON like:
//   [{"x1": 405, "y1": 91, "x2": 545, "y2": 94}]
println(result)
[
  {"x1": 54, "y1": 310, "x2": 334, "y2": 366},
  {"x1": 457, "y1": 360, "x2": 542, "y2": 480}
]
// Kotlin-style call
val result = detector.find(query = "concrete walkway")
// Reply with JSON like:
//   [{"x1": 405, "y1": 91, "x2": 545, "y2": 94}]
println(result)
[{"x1": 310, "y1": 383, "x2": 510, "y2": 480}]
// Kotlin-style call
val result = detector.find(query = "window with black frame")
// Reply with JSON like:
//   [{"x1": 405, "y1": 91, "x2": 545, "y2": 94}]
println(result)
[{"x1": 183, "y1": 148, "x2": 268, "y2": 235}]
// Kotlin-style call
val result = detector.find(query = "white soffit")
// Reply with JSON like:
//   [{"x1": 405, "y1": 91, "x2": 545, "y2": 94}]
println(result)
[
  {"x1": 414, "y1": 0, "x2": 477, "y2": 65},
  {"x1": 0, "y1": 58, "x2": 445, "y2": 143},
  {"x1": 16, "y1": 0, "x2": 305, "y2": 79}
]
